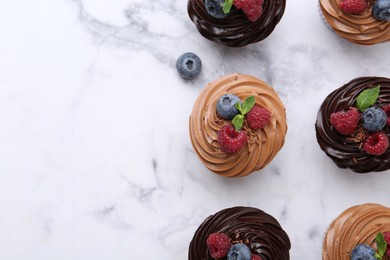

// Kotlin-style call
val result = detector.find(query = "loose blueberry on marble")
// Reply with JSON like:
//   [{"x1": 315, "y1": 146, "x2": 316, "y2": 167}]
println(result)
[
  {"x1": 372, "y1": 0, "x2": 390, "y2": 21},
  {"x1": 176, "y1": 52, "x2": 202, "y2": 80},
  {"x1": 227, "y1": 243, "x2": 251, "y2": 260},
  {"x1": 205, "y1": 0, "x2": 229, "y2": 19},
  {"x1": 351, "y1": 244, "x2": 375, "y2": 260},
  {"x1": 216, "y1": 94, "x2": 242, "y2": 119},
  {"x1": 362, "y1": 107, "x2": 387, "y2": 132}
]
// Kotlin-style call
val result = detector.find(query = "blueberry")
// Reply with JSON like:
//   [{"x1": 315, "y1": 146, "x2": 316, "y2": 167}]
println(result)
[
  {"x1": 205, "y1": 0, "x2": 229, "y2": 19},
  {"x1": 351, "y1": 244, "x2": 376, "y2": 260},
  {"x1": 216, "y1": 94, "x2": 242, "y2": 119},
  {"x1": 362, "y1": 107, "x2": 387, "y2": 132},
  {"x1": 372, "y1": 0, "x2": 390, "y2": 21},
  {"x1": 227, "y1": 243, "x2": 251, "y2": 260},
  {"x1": 176, "y1": 52, "x2": 202, "y2": 80}
]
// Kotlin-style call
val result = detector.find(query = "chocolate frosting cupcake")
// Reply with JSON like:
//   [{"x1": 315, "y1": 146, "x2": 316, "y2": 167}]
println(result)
[
  {"x1": 315, "y1": 77, "x2": 390, "y2": 173},
  {"x1": 188, "y1": 206, "x2": 291, "y2": 260},
  {"x1": 187, "y1": 0, "x2": 286, "y2": 47}
]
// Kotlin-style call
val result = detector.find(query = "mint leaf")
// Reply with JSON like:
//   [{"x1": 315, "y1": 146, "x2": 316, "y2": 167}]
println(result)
[
  {"x1": 231, "y1": 96, "x2": 255, "y2": 131},
  {"x1": 241, "y1": 96, "x2": 255, "y2": 115},
  {"x1": 232, "y1": 114, "x2": 243, "y2": 132},
  {"x1": 235, "y1": 102, "x2": 243, "y2": 114},
  {"x1": 223, "y1": 0, "x2": 233, "y2": 14},
  {"x1": 356, "y1": 85, "x2": 380, "y2": 112},
  {"x1": 375, "y1": 252, "x2": 381, "y2": 260},
  {"x1": 376, "y1": 232, "x2": 387, "y2": 259}
]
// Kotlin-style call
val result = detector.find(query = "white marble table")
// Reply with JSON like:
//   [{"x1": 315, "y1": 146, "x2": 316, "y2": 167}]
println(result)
[{"x1": 0, "y1": 0, "x2": 389, "y2": 259}]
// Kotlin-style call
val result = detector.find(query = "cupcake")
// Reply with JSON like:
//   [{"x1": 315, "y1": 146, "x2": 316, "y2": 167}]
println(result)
[
  {"x1": 187, "y1": 0, "x2": 286, "y2": 47},
  {"x1": 189, "y1": 73, "x2": 287, "y2": 177},
  {"x1": 315, "y1": 77, "x2": 390, "y2": 173},
  {"x1": 319, "y1": 0, "x2": 390, "y2": 45},
  {"x1": 323, "y1": 203, "x2": 390, "y2": 260},
  {"x1": 188, "y1": 206, "x2": 291, "y2": 260}
]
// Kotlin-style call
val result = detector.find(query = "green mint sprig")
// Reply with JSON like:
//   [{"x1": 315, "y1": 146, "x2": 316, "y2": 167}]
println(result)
[
  {"x1": 232, "y1": 96, "x2": 255, "y2": 131},
  {"x1": 374, "y1": 232, "x2": 387, "y2": 259},
  {"x1": 356, "y1": 85, "x2": 380, "y2": 112},
  {"x1": 223, "y1": 0, "x2": 233, "y2": 14}
]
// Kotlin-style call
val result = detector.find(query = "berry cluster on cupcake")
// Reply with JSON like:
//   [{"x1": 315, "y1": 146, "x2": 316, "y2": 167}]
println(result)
[
  {"x1": 205, "y1": 0, "x2": 264, "y2": 21},
  {"x1": 338, "y1": 0, "x2": 390, "y2": 21},
  {"x1": 350, "y1": 232, "x2": 390, "y2": 260},
  {"x1": 206, "y1": 232, "x2": 262, "y2": 260},
  {"x1": 216, "y1": 94, "x2": 271, "y2": 154},
  {"x1": 329, "y1": 85, "x2": 390, "y2": 156}
]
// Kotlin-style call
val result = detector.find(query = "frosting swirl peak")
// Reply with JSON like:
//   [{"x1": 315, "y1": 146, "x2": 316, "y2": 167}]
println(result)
[
  {"x1": 189, "y1": 74, "x2": 287, "y2": 177},
  {"x1": 319, "y1": 0, "x2": 390, "y2": 45},
  {"x1": 323, "y1": 203, "x2": 390, "y2": 260}
]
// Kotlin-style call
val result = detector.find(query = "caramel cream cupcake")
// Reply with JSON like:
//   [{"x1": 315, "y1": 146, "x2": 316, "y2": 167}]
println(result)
[
  {"x1": 319, "y1": 0, "x2": 390, "y2": 45},
  {"x1": 323, "y1": 203, "x2": 390, "y2": 260},
  {"x1": 189, "y1": 73, "x2": 287, "y2": 177},
  {"x1": 189, "y1": 206, "x2": 291, "y2": 260},
  {"x1": 187, "y1": 0, "x2": 286, "y2": 47},
  {"x1": 315, "y1": 77, "x2": 390, "y2": 173}
]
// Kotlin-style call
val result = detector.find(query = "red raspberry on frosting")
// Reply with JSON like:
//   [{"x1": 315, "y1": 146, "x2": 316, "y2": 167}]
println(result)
[
  {"x1": 330, "y1": 107, "x2": 360, "y2": 135},
  {"x1": 363, "y1": 131, "x2": 389, "y2": 155},
  {"x1": 386, "y1": 247, "x2": 390, "y2": 257},
  {"x1": 218, "y1": 124, "x2": 248, "y2": 154},
  {"x1": 383, "y1": 231, "x2": 390, "y2": 244},
  {"x1": 206, "y1": 233, "x2": 232, "y2": 259},
  {"x1": 234, "y1": 0, "x2": 264, "y2": 22},
  {"x1": 383, "y1": 231, "x2": 390, "y2": 256},
  {"x1": 251, "y1": 254, "x2": 263, "y2": 260},
  {"x1": 246, "y1": 106, "x2": 271, "y2": 130},
  {"x1": 339, "y1": 0, "x2": 368, "y2": 14},
  {"x1": 380, "y1": 104, "x2": 390, "y2": 126}
]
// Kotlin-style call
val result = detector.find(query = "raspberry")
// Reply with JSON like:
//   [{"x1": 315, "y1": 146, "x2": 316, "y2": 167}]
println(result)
[
  {"x1": 380, "y1": 104, "x2": 390, "y2": 126},
  {"x1": 246, "y1": 106, "x2": 271, "y2": 130},
  {"x1": 330, "y1": 107, "x2": 360, "y2": 135},
  {"x1": 339, "y1": 0, "x2": 368, "y2": 14},
  {"x1": 363, "y1": 131, "x2": 389, "y2": 155},
  {"x1": 233, "y1": 0, "x2": 263, "y2": 22},
  {"x1": 386, "y1": 247, "x2": 390, "y2": 257},
  {"x1": 218, "y1": 124, "x2": 248, "y2": 154},
  {"x1": 252, "y1": 254, "x2": 263, "y2": 260},
  {"x1": 206, "y1": 233, "x2": 232, "y2": 259},
  {"x1": 383, "y1": 231, "x2": 390, "y2": 244}
]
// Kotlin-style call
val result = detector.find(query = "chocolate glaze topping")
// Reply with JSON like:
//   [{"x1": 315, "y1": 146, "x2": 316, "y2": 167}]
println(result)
[
  {"x1": 315, "y1": 77, "x2": 390, "y2": 173},
  {"x1": 187, "y1": 0, "x2": 286, "y2": 47},
  {"x1": 188, "y1": 206, "x2": 291, "y2": 260}
]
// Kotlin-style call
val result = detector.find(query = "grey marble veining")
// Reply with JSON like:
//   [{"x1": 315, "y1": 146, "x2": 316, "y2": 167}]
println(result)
[{"x1": 0, "y1": 0, "x2": 390, "y2": 259}]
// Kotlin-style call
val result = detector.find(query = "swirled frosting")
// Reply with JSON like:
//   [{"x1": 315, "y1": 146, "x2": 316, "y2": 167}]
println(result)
[
  {"x1": 315, "y1": 77, "x2": 390, "y2": 173},
  {"x1": 189, "y1": 206, "x2": 291, "y2": 260},
  {"x1": 187, "y1": 0, "x2": 286, "y2": 47},
  {"x1": 323, "y1": 203, "x2": 390, "y2": 260},
  {"x1": 189, "y1": 73, "x2": 287, "y2": 177},
  {"x1": 319, "y1": 0, "x2": 390, "y2": 45}
]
